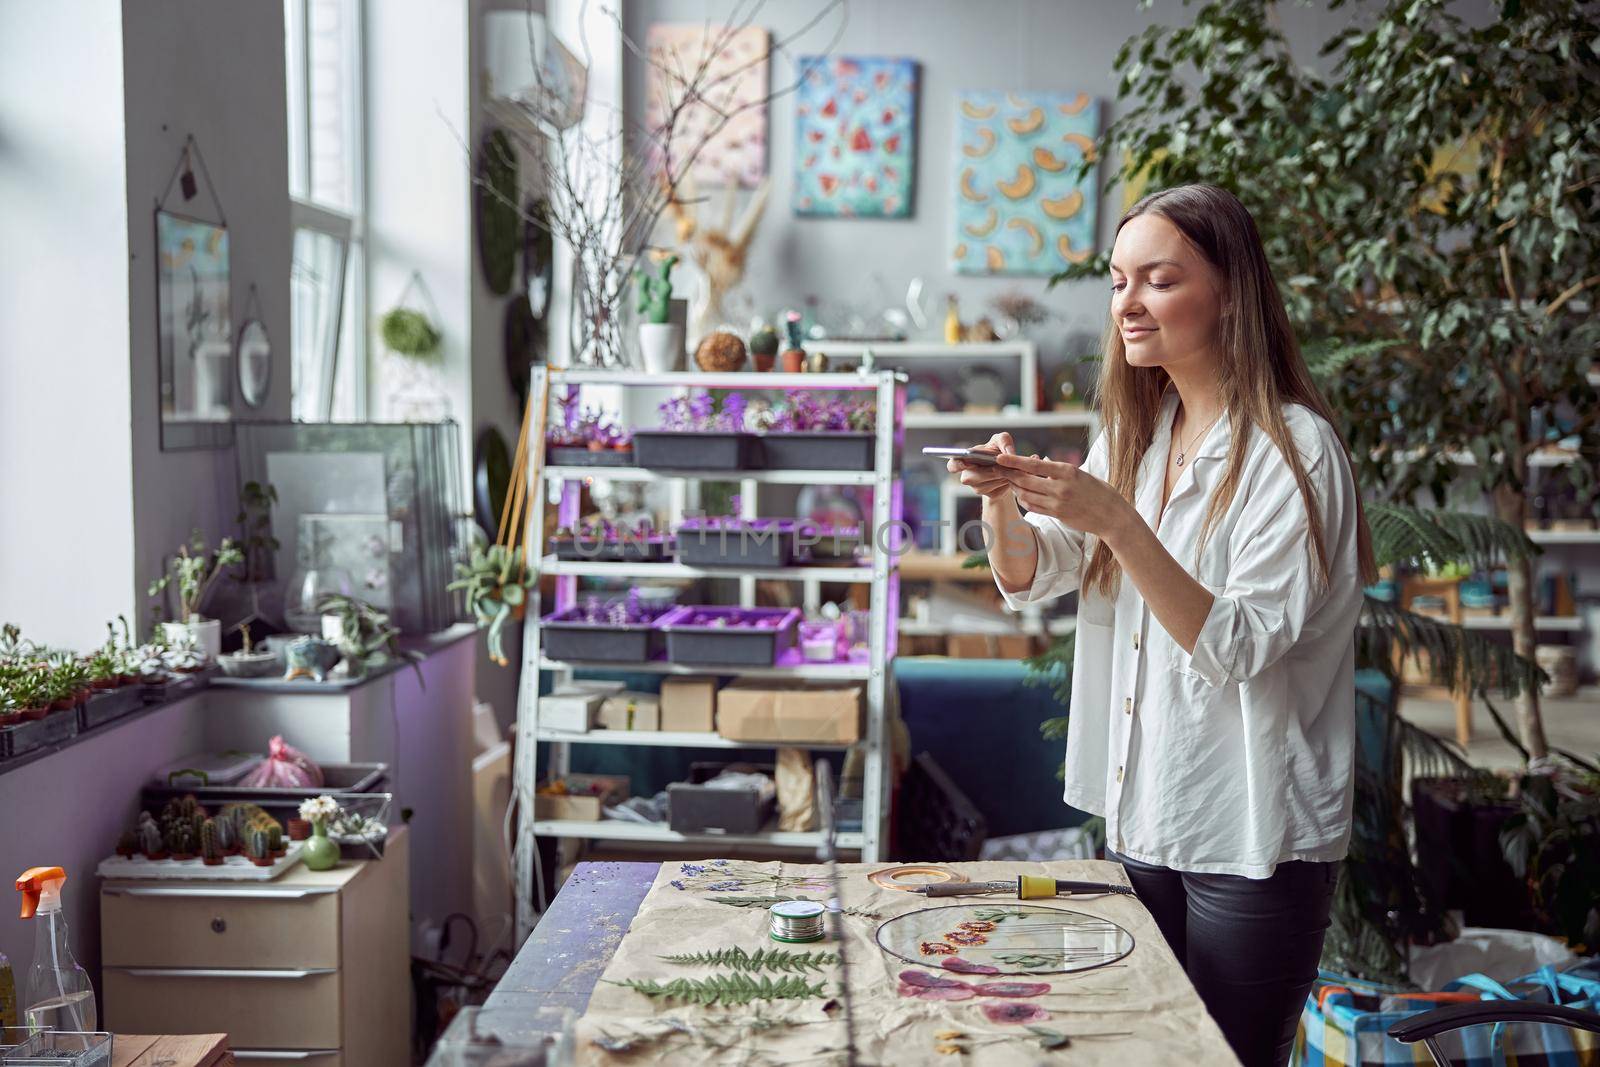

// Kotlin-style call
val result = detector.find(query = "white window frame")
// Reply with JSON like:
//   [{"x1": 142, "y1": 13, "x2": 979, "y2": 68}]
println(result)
[{"x1": 286, "y1": 0, "x2": 367, "y2": 421}]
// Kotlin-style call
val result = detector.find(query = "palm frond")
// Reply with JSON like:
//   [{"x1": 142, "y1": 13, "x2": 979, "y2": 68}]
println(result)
[
  {"x1": 658, "y1": 947, "x2": 838, "y2": 975},
  {"x1": 609, "y1": 973, "x2": 829, "y2": 1008},
  {"x1": 1366, "y1": 502, "x2": 1540, "y2": 571},
  {"x1": 1359, "y1": 596, "x2": 1545, "y2": 700}
]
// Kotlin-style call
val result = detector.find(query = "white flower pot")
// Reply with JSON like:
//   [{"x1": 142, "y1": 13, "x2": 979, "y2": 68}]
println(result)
[
  {"x1": 638, "y1": 322, "x2": 683, "y2": 374},
  {"x1": 162, "y1": 617, "x2": 221, "y2": 661}
]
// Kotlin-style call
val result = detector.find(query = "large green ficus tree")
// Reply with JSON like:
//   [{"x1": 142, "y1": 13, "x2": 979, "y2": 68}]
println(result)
[{"x1": 1057, "y1": 0, "x2": 1600, "y2": 759}]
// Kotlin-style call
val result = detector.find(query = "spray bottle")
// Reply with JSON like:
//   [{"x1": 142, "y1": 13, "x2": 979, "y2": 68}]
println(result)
[
  {"x1": 15, "y1": 867, "x2": 96, "y2": 1033},
  {"x1": 0, "y1": 943, "x2": 16, "y2": 1029}
]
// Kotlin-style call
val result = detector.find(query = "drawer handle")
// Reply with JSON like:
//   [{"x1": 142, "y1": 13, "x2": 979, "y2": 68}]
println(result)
[
  {"x1": 211, "y1": 917, "x2": 227, "y2": 934},
  {"x1": 112, "y1": 967, "x2": 336, "y2": 979},
  {"x1": 104, "y1": 886, "x2": 336, "y2": 899},
  {"x1": 232, "y1": 1052, "x2": 339, "y2": 1061}
]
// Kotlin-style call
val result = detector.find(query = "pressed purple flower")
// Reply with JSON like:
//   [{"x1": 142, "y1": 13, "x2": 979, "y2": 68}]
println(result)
[
  {"x1": 680, "y1": 863, "x2": 707, "y2": 876},
  {"x1": 705, "y1": 880, "x2": 742, "y2": 892},
  {"x1": 712, "y1": 859, "x2": 730, "y2": 867},
  {"x1": 981, "y1": 1002, "x2": 1050, "y2": 1025},
  {"x1": 670, "y1": 879, "x2": 687, "y2": 890}
]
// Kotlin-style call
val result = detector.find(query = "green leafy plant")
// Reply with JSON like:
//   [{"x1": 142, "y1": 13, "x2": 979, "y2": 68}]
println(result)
[
  {"x1": 608, "y1": 973, "x2": 829, "y2": 1008},
  {"x1": 448, "y1": 543, "x2": 535, "y2": 667},
  {"x1": 234, "y1": 481, "x2": 280, "y2": 583},
  {"x1": 1500, "y1": 767, "x2": 1600, "y2": 952},
  {"x1": 658, "y1": 947, "x2": 838, "y2": 975},
  {"x1": 314, "y1": 594, "x2": 423, "y2": 686},
  {"x1": 379, "y1": 307, "x2": 442, "y2": 360},
  {"x1": 148, "y1": 529, "x2": 244, "y2": 622}
]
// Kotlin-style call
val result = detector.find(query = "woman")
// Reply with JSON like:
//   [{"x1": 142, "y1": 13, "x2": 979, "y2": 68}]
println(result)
[{"x1": 951, "y1": 184, "x2": 1377, "y2": 1067}]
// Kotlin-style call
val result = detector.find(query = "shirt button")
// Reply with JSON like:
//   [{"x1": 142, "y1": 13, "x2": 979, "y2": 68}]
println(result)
[
  {"x1": 1116, "y1": 765, "x2": 1124, "y2": 783},
  {"x1": 1133, "y1": 632, "x2": 1140, "y2": 651},
  {"x1": 1123, "y1": 697, "x2": 1132, "y2": 715}
]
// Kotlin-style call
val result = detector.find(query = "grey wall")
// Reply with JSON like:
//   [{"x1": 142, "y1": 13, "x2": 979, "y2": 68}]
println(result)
[
  {"x1": 621, "y1": 0, "x2": 1361, "y2": 354},
  {"x1": 123, "y1": 0, "x2": 293, "y2": 629},
  {"x1": 0, "y1": 1, "x2": 137, "y2": 650}
]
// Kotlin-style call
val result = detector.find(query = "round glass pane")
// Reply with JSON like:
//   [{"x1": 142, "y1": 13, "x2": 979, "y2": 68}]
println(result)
[
  {"x1": 237, "y1": 318, "x2": 272, "y2": 408},
  {"x1": 875, "y1": 904, "x2": 1134, "y2": 975}
]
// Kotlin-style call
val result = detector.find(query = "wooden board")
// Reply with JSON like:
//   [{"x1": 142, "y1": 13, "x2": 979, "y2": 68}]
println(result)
[{"x1": 112, "y1": 1033, "x2": 229, "y2": 1067}]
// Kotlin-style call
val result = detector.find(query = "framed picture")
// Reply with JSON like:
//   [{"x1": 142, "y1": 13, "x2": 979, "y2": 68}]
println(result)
[
  {"x1": 156, "y1": 209, "x2": 234, "y2": 449},
  {"x1": 950, "y1": 90, "x2": 1100, "y2": 275},
  {"x1": 793, "y1": 56, "x2": 918, "y2": 218}
]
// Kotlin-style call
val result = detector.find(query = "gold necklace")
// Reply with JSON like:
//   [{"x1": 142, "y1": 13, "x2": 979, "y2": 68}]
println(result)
[{"x1": 1172, "y1": 409, "x2": 1223, "y2": 467}]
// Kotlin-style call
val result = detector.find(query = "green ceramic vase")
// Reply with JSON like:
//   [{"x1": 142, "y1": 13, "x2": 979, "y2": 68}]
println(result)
[{"x1": 301, "y1": 821, "x2": 340, "y2": 871}]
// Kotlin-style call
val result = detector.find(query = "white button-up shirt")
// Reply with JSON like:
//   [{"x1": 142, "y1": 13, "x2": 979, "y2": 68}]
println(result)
[{"x1": 997, "y1": 390, "x2": 1364, "y2": 878}]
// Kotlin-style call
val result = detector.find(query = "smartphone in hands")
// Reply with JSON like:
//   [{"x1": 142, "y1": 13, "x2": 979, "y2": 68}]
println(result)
[{"x1": 921, "y1": 446, "x2": 1001, "y2": 467}]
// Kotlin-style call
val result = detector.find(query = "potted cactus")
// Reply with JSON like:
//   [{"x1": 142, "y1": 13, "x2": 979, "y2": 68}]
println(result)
[
  {"x1": 749, "y1": 321, "x2": 780, "y2": 372},
  {"x1": 635, "y1": 252, "x2": 682, "y2": 373},
  {"x1": 200, "y1": 818, "x2": 224, "y2": 866}
]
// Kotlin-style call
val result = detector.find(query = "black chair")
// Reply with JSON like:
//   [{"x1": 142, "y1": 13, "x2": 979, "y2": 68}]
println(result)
[{"x1": 1388, "y1": 1000, "x2": 1600, "y2": 1066}]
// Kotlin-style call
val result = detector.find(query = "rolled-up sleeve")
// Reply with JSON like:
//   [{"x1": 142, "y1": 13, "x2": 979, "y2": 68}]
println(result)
[
  {"x1": 992, "y1": 434, "x2": 1107, "y2": 611},
  {"x1": 1176, "y1": 452, "x2": 1333, "y2": 689}
]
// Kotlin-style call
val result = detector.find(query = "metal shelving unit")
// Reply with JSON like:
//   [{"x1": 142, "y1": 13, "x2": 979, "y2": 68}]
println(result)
[{"x1": 511, "y1": 366, "x2": 903, "y2": 935}]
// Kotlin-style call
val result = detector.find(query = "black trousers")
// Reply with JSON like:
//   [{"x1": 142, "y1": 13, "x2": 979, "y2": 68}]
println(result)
[{"x1": 1106, "y1": 848, "x2": 1339, "y2": 1067}]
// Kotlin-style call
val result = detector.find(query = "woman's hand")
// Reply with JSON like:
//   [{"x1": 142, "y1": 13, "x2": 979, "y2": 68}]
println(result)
[
  {"x1": 947, "y1": 432, "x2": 1033, "y2": 501},
  {"x1": 994, "y1": 453, "x2": 1138, "y2": 544}
]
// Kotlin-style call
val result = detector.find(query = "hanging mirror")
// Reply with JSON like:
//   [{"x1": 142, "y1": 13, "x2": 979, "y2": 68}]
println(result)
[{"x1": 237, "y1": 285, "x2": 272, "y2": 409}]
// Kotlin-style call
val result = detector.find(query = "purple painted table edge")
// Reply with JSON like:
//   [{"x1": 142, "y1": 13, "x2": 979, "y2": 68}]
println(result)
[{"x1": 480, "y1": 861, "x2": 658, "y2": 1042}]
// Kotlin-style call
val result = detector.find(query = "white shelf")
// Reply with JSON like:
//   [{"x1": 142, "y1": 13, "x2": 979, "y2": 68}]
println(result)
[
  {"x1": 530, "y1": 819, "x2": 864, "y2": 850},
  {"x1": 806, "y1": 340, "x2": 1033, "y2": 358},
  {"x1": 538, "y1": 555, "x2": 877, "y2": 583},
  {"x1": 543, "y1": 465, "x2": 879, "y2": 486},
  {"x1": 904, "y1": 411, "x2": 1096, "y2": 429},
  {"x1": 1527, "y1": 529, "x2": 1600, "y2": 545},
  {"x1": 899, "y1": 617, "x2": 1077, "y2": 637},
  {"x1": 533, "y1": 729, "x2": 856, "y2": 751},
  {"x1": 1417, "y1": 614, "x2": 1585, "y2": 632},
  {"x1": 546, "y1": 369, "x2": 889, "y2": 389},
  {"x1": 538, "y1": 656, "x2": 873, "y2": 679}
]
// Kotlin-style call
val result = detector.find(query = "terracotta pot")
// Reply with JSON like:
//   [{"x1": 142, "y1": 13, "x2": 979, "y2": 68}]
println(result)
[
  {"x1": 18, "y1": 706, "x2": 48, "y2": 722},
  {"x1": 753, "y1": 351, "x2": 776, "y2": 372},
  {"x1": 249, "y1": 854, "x2": 274, "y2": 867},
  {"x1": 781, "y1": 348, "x2": 806, "y2": 373},
  {"x1": 171, "y1": 852, "x2": 195, "y2": 863},
  {"x1": 116, "y1": 846, "x2": 136, "y2": 859},
  {"x1": 145, "y1": 850, "x2": 169, "y2": 861},
  {"x1": 92, "y1": 678, "x2": 117, "y2": 691},
  {"x1": 287, "y1": 819, "x2": 312, "y2": 841},
  {"x1": 586, "y1": 440, "x2": 607, "y2": 452},
  {"x1": 203, "y1": 855, "x2": 224, "y2": 867},
  {"x1": 0, "y1": 712, "x2": 20, "y2": 728},
  {"x1": 50, "y1": 698, "x2": 75, "y2": 712}
]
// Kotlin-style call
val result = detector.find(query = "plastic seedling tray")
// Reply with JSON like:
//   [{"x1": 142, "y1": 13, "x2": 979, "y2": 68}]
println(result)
[
  {"x1": 0, "y1": 709, "x2": 78, "y2": 759},
  {"x1": 97, "y1": 842, "x2": 304, "y2": 882},
  {"x1": 551, "y1": 534, "x2": 672, "y2": 563},
  {"x1": 540, "y1": 603, "x2": 672, "y2": 663},
  {"x1": 79, "y1": 685, "x2": 145, "y2": 731},
  {"x1": 659, "y1": 605, "x2": 801, "y2": 666},
  {"x1": 141, "y1": 666, "x2": 216, "y2": 704},
  {"x1": 800, "y1": 524, "x2": 863, "y2": 561},
  {"x1": 759, "y1": 431, "x2": 876, "y2": 471},
  {"x1": 675, "y1": 518, "x2": 801, "y2": 568},
  {"x1": 631, "y1": 430, "x2": 762, "y2": 471},
  {"x1": 1, "y1": 1029, "x2": 113, "y2": 1066},
  {"x1": 547, "y1": 445, "x2": 635, "y2": 467}
]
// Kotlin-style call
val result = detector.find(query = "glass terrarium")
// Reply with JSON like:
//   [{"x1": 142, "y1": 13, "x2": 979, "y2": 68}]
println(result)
[{"x1": 236, "y1": 421, "x2": 465, "y2": 634}]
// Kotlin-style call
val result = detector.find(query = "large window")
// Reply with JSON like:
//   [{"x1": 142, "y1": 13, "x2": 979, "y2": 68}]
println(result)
[{"x1": 286, "y1": 0, "x2": 365, "y2": 420}]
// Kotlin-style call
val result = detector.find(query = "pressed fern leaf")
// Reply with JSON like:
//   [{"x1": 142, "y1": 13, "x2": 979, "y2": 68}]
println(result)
[
  {"x1": 610, "y1": 973, "x2": 828, "y2": 1007},
  {"x1": 659, "y1": 946, "x2": 838, "y2": 975}
]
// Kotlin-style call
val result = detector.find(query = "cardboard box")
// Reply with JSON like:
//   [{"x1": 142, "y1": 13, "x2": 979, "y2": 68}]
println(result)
[
  {"x1": 945, "y1": 634, "x2": 993, "y2": 659},
  {"x1": 533, "y1": 773, "x2": 630, "y2": 821},
  {"x1": 539, "y1": 680, "x2": 625, "y2": 733},
  {"x1": 659, "y1": 676, "x2": 719, "y2": 733},
  {"x1": 598, "y1": 690, "x2": 661, "y2": 731},
  {"x1": 716, "y1": 679, "x2": 862, "y2": 744}
]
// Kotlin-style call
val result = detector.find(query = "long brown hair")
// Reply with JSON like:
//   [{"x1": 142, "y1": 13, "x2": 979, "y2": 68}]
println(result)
[{"x1": 1081, "y1": 183, "x2": 1378, "y2": 599}]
